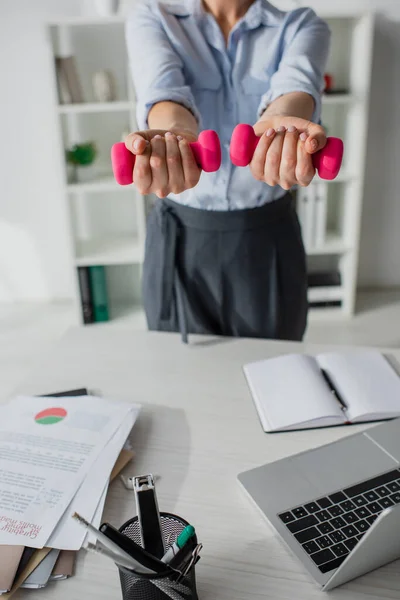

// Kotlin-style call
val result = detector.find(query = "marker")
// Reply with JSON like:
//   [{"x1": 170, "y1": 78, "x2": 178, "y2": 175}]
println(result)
[
  {"x1": 161, "y1": 525, "x2": 195, "y2": 563},
  {"x1": 72, "y1": 512, "x2": 155, "y2": 575}
]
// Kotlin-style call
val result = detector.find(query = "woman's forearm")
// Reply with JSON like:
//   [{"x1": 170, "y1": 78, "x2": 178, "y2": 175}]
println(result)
[
  {"x1": 258, "y1": 92, "x2": 315, "y2": 124},
  {"x1": 148, "y1": 101, "x2": 198, "y2": 139},
  {"x1": 253, "y1": 91, "x2": 326, "y2": 153}
]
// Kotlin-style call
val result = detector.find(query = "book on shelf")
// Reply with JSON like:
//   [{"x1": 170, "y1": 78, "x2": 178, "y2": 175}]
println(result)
[
  {"x1": 307, "y1": 271, "x2": 341, "y2": 288},
  {"x1": 309, "y1": 300, "x2": 342, "y2": 309},
  {"x1": 297, "y1": 182, "x2": 330, "y2": 251},
  {"x1": 243, "y1": 350, "x2": 400, "y2": 432},
  {"x1": 88, "y1": 266, "x2": 110, "y2": 322},
  {"x1": 324, "y1": 89, "x2": 350, "y2": 95},
  {"x1": 55, "y1": 56, "x2": 84, "y2": 104},
  {"x1": 296, "y1": 186, "x2": 316, "y2": 250},
  {"x1": 314, "y1": 182, "x2": 328, "y2": 247},
  {"x1": 77, "y1": 267, "x2": 94, "y2": 324},
  {"x1": 55, "y1": 58, "x2": 71, "y2": 104}
]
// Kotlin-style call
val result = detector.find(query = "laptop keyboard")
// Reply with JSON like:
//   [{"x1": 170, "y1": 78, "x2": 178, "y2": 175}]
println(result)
[{"x1": 278, "y1": 468, "x2": 400, "y2": 574}]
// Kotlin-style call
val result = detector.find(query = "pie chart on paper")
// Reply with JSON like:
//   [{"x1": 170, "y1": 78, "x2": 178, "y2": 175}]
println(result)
[{"x1": 35, "y1": 407, "x2": 67, "y2": 425}]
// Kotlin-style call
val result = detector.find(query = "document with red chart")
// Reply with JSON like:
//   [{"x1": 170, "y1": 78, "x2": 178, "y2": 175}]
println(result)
[{"x1": 0, "y1": 395, "x2": 140, "y2": 547}]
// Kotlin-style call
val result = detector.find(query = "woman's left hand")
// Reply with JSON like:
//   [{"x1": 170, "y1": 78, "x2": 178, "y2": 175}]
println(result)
[{"x1": 250, "y1": 117, "x2": 327, "y2": 190}]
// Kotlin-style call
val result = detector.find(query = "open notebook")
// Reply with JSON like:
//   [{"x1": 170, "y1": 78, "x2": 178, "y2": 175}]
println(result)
[{"x1": 243, "y1": 350, "x2": 400, "y2": 432}]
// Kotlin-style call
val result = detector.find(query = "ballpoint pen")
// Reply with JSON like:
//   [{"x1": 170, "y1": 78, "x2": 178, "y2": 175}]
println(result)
[
  {"x1": 100, "y1": 522, "x2": 169, "y2": 573},
  {"x1": 161, "y1": 526, "x2": 195, "y2": 564},
  {"x1": 72, "y1": 512, "x2": 155, "y2": 575},
  {"x1": 320, "y1": 368, "x2": 347, "y2": 411}
]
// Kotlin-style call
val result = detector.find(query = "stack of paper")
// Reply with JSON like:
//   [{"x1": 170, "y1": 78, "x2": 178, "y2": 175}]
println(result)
[{"x1": 0, "y1": 391, "x2": 141, "y2": 597}]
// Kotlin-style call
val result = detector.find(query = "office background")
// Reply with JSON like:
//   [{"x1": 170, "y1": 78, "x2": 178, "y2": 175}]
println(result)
[
  {"x1": 0, "y1": 0, "x2": 399, "y2": 301},
  {"x1": 0, "y1": 0, "x2": 400, "y2": 356},
  {"x1": 1, "y1": 3, "x2": 399, "y2": 595}
]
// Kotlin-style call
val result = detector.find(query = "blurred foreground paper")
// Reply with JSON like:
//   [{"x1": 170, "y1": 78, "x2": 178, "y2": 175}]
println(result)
[{"x1": 0, "y1": 395, "x2": 140, "y2": 547}]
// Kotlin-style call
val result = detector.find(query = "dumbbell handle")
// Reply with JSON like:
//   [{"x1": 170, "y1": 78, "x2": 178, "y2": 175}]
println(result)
[
  {"x1": 230, "y1": 124, "x2": 344, "y2": 181},
  {"x1": 111, "y1": 130, "x2": 222, "y2": 185}
]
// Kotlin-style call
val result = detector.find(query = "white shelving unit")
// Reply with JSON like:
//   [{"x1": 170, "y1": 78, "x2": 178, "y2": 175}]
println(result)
[
  {"x1": 47, "y1": 16, "x2": 146, "y2": 324},
  {"x1": 57, "y1": 101, "x2": 133, "y2": 114},
  {"x1": 298, "y1": 12, "x2": 375, "y2": 319},
  {"x1": 46, "y1": 10, "x2": 374, "y2": 325}
]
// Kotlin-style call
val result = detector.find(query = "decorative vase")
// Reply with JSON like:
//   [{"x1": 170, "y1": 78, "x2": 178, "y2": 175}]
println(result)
[
  {"x1": 92, "y1": 70, "x2": 116, "y2": 102},
  {"x1": 93, "y1": 0, "x2": 120, "y2": 16}
]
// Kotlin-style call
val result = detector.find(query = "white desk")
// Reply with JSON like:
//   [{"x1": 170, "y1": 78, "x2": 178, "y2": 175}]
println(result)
[{"x1": 10, "y1": 328, "x2": 400, "y2": 600}]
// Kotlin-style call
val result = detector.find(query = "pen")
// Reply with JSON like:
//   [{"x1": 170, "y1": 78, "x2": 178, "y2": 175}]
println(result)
[
  {"x1": 161, "y1": 526, "x2": 195, "y2": 563},
  {"x1": 320, "y1": 368, "x2": 347, "y2": 411},
  {"x1": 72, "y1": 512, "x2": 155, "y2": 575},
  {"x1": 86, "y1": 543, "x2": 142, "y2": 572},
  {"x1": 100, "y1": 522, "x2": 168, "y2": 573}
]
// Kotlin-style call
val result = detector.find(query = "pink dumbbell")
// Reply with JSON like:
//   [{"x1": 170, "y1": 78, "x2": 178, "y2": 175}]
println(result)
[
  {"x1": 230, "y1": 124, "x2": 344, "y2": 181},
  {"x1": 111, "y1": 130, "x2": 222, "y2": 185}
]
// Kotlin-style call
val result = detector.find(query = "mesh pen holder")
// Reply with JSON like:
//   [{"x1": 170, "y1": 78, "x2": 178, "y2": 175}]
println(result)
[{"x1": 118, "y1": 512, "x2": 199, "y2": 600}]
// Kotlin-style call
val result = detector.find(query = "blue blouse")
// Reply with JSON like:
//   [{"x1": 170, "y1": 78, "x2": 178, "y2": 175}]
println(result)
[{"x1": 126, "y1": 0, "x2": 330, "y2": 210}]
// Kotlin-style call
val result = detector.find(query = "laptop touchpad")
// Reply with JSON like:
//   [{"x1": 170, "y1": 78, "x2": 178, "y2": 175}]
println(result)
[
  {"x1": 364, "y1": 419, "x2": 400, "y2": 462},
  {"x1": 294, "y1": 433, "x2": 398, "y2": 495}
]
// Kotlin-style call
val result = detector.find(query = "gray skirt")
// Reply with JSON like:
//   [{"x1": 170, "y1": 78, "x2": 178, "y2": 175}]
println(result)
[{"x1": 142, "y1": 193, "x2": 308, "y2": 343}]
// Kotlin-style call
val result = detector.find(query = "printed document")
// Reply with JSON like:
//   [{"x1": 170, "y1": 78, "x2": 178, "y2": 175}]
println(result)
[
  {"x1": 0, "y1": 395, "x2": 139, "y2": 547},
  {"x1": 46, "y1": 407, "x2": 139, "y2": 550}
]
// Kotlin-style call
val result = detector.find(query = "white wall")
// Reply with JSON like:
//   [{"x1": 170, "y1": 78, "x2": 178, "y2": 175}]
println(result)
[
  {"x1": 0, "y1": 0, "x2": 81, "y2": 301},
  {"x1": 0, "y1": 0, "x2": 399, "y2": 301},
  {"x1": 358, "y1": 18, "x2": 400, "y2": 286}
]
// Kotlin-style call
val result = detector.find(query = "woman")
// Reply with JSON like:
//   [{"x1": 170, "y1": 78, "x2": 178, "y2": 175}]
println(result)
[{"x1": 125, "y1": 0, "x2": 330, "y2": 341}]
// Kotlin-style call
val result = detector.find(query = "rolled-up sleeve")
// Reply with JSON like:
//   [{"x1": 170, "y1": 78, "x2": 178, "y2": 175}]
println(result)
[
  {"x1": 125, "y1": 2, "x2": 200, "y2": 130},
  {"x1": 257, "y1": 9, "x2": 331, "y2": 123}
]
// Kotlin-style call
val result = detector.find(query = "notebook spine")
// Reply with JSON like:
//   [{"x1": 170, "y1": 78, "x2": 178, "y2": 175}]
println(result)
[
  {"x1": 88, "y1": 266, "x2": 109, "y2": 322},
  {"x1": 77, "y1": 267, "x2": 94, "y2": 325}
]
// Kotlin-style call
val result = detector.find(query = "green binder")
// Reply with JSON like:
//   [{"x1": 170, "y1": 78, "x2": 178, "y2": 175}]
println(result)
[{"x1": 88, "y1": 266, "x2": 109, "y2": 322}]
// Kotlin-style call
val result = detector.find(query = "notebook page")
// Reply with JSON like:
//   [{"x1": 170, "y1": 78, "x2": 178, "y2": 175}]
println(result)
[
  {"x1": 317, "y1": 351, "x2": 400, "y2": 422},
  {"x1": 243, "y1": 354, "x2": 343, "y2": 431}
]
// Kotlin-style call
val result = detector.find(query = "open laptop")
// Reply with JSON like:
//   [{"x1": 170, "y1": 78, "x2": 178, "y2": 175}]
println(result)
[{"x1": 237, "y1": 418, "x2": 400, "y2": 590}]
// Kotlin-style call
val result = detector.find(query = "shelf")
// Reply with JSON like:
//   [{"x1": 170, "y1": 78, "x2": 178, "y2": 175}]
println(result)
[
  {"x1": 308, "y1": 307, "x2": 346, "y2": 321},
  {"x1": 58, "y1": 101, "x2": 132, "y2": 114},
  {"x1": 322, "y1": 94, "x2": 354, "y2": 105},
  {"x1": 306, "y1": 233, "x2": 351, "y2": 256},
  {"x1": 67, "y1": 174, "x2": 130, "y2": 193},
  {"x1": 48, "y1": 15, "x2": 126, "y2": 26},
  {"x1": 75, "y1": 236, "x2": 143, "y2": 266},
  {"x1": 107, "y1": 304, "x2": 146, "y2": 326},
  {"x1": 308, "y1": 286, "x2": 343, "y2": 303}
]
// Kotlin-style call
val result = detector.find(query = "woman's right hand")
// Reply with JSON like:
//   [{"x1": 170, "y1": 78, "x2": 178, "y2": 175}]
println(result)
[{"x1": 124, "y1": 130, "x2": 202, "y2": 198}]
